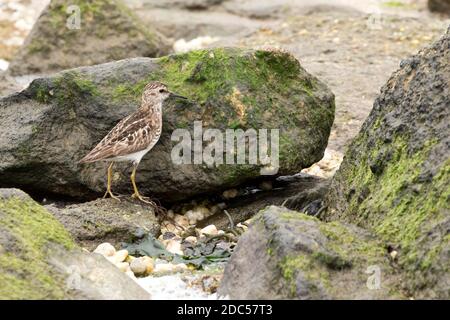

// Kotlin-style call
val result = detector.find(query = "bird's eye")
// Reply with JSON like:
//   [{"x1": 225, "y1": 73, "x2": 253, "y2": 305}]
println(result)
[{"x1": 159, "y1": 89, "x2": 166, "y2": 93}]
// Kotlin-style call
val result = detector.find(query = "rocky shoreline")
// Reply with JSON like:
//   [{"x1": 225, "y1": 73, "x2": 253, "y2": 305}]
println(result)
[{"x1": 0, "y1": 0, "x2": 449, "y2": 300}]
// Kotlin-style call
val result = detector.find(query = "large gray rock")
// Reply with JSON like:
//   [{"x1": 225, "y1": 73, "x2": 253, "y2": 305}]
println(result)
[
  {"x1": 8, "y1": 0, "x2": 170, "y2": 76},
  {"x1": 219, "y1": 206, "x2": 402, "y2": 299},
  {"x1": 46, "y1": 198, "x2": 160, "y2": 251},
  {"x1": 0, "y1": 48, "x2": 335, "y2": 202},
  {"x1": 0, "y1": 188, "x2": 150, "y2": 299},
  {"x1": 323, "y1": 28, "x2": 450, "y2": 298}
]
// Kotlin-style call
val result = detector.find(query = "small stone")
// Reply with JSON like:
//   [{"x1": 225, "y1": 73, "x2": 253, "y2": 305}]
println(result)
[
  {"x1": 167, "y1": 209, "x2": 175, "y2": 219},
  {"x1": 223, "y1": 189, "x2": 238, "y2": 199},
  {"x1": 112, "y1": 249, "x2": 128, "y2": 263},
  {"x1": 154, "y1": 263, "x2": 176, "y2": 274},
  {"x1": 218, "y1": 230, "x2": 225, "y2": 235},
  {"x1": 93, "y1": 242, "x2": 116, "y2": 257},
  {"x1": 116, "y1": 262, "x2": 130, "y2": 273},
  {"x1": 390, "y1": 250, "x2": 398, "y2": 260},
  {"x1": 130, "y1": 256, "x2": 154, "y2": 276},
  {"x1": 165, "y1": 239, "x2": 184, "y2": 255},
  {"x1": 142, "y1": 256, "x2": 154, "y2": 274},
  {"x1": 174, "y1": 214, "x2": 189, "y2": 227},
  {"x1": 200, "y1": 224, "x2": 218, "y2": 236},
  {"x1": 184, "y1": 236, "x2": 197, "y2": 244},
  {"x1": 163, "y1": 232, "x2": 176, "y2": 240}
]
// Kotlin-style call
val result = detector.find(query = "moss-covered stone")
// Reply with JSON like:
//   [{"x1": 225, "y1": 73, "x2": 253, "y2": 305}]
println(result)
[
  {"x1": 0, "y1": 188, "x2": 151, "y2": 300},
  {"x1": 0, "y1": 189, "x2": 75, "y2": 299},
  {"x1": 0, "y1": 48, "x2": 335, "y2": 202},
  {"x1": 8, "y1": 0, "x2": 170, "y2": 76},
  {"x1": 219, "y1": 206, "x2": 402, "y2": 299},
  {"x1": 324, "y1": 29, "x2": 450, "y2": 298}
]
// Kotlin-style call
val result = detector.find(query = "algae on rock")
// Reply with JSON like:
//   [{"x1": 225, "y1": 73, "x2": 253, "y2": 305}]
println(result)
[{"x1": 323, "y1": 28, "x2": 450, "y2": 299}]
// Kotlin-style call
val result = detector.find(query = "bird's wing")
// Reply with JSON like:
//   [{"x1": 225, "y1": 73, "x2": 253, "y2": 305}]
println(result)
[{"x1": 79, "y1": 109, "x2": 161, "y2": 163}]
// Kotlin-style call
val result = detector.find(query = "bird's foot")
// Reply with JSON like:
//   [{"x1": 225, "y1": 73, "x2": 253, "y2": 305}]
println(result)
[
  {"x1": 131, "y1": 193, "x2": 166, "y2": 216},
  {"x1": 103, "y1": 190, "x2": 121, "y2": 201},
  {"x1": 131, "y1": 192, "x2": 156, "y2": 206}
]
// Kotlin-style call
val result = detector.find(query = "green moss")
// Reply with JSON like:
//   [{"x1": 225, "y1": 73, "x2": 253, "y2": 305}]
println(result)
[
  {"x1": 0, "y1": 195, "x2": 75, "y2": 299},
  {"x1": 336, "y1": 129, "x2": 449, "y2": 292},
  {"x1": 280, "y1": 254, "x2": 330, "y2": 296}
]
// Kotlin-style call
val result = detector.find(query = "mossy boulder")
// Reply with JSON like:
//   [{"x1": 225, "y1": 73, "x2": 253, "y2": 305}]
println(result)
[
  {"x1": 219, "y1": 206, "x2": 402, "y2": 299},
  {"x1": 323, "y1": 29, "x2": 450, "y2": 298},
  {"x1": 7, "y1": 0, "x2": 170, "y2": 76},
  {"x1": 0, "y1": 48, "x2": 335, "y2": 201},
  {"x1": 0, "y1": 188, "x2": 150, "y2": 299}
]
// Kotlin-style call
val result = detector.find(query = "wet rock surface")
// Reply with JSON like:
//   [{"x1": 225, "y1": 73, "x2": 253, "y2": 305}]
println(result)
[
  {"x1": 219, "y1": 206, "x2": 401, "y2": 299},
  {"x1": 0, "y1": 48, "x2": 334, "y2": 202},
  {"x1": 46, "y1": 198, "x2": 160, "y2": 251},
  {"x1": 323, "y1": 28, "x2": 450, "y2": 298}
]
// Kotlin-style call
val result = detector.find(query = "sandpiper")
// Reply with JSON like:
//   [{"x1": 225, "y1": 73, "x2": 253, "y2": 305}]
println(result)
[{"x1": 79, "y1": 81, "x2": 187, "y2": 204}]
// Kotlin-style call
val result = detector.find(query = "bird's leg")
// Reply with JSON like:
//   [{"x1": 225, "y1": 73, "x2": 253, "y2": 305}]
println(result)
[
  {"x1": 130, "y1": 163, "x2": 156, "y2": 205},
  {"x1": 103, "y1": 162, "x2": 120, "y2": 201}
]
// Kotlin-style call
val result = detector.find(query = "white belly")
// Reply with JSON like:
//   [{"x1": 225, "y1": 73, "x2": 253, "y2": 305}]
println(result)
[{"x1": 108, "y1": 148, "x2": 150, "y2": 163}]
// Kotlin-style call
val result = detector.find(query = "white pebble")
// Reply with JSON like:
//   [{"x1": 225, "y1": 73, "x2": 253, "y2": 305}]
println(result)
[
  {"x1": 200, "y1": 225, "x2": 218, "y2": 236},
  {"x1": 130, "y1": 256, "x2": 154, "y2": 276},
  {"x1": 223, "y1": 189, "x2": 238, "y2": 199},
  {"x1": 165, "y1": 239, "x2": 184, "y2": 255},
  {"x1": 184, "y1": 236, "x2": 197, "y2": 244},
  {"x1": 112, "y1": 249, "x2": 128, "y2": 263},
  {"x1": 93, "y1": 243, "x2": 116, "y2": 257}
]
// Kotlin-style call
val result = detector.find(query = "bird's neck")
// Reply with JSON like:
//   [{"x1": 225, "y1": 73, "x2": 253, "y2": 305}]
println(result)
[{"x1": 140, "y1": 99, "x2": 162, "y2": 114}]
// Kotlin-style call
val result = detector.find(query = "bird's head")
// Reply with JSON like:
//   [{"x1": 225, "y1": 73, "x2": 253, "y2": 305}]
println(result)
[{"x1": 142, "y1": 81, "x2": 187, "y2": 107}]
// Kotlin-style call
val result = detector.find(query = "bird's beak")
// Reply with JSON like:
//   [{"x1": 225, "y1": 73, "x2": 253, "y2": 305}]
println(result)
[{"x1": 169, "y1": 92, "x2": 188, "y2": 100}]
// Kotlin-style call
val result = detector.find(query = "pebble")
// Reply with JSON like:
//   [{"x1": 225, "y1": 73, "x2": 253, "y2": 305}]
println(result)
[
  {"x1": 93, "y1": 242, "x2": 115, "y2": 257},
  {"x1": 222, "y1": 189, "x2": 238, "y2": 199},
  {"x1": 167, "y1": 209, "x2": 175, "y2": 219},
  {"x1": 130, "y1": 256, "x2": 154, "y2": 276},
  {"x1": 200, "y1": 224, "x2": 218, "y2": 236},
  {"x1": 165, "y1": 239, "x2": 184, "y2": 255},
  {"x1": 390, "y1": 250, "x2": 398, "y2": 260},
  {"x1": 174, "y1": 214, "x2": 189, "y2": 228},
  {"x1": 184, "y1": 236, "x2": 197, "y2": 244},
  {"x1": 112, "y1": 249, "x2": 128, "y2": 263}
]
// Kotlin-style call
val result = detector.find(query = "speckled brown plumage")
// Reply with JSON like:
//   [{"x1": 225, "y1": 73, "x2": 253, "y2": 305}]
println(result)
[{"x1": 79, "y1": 81, "x2": 186, "y2": 204}]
